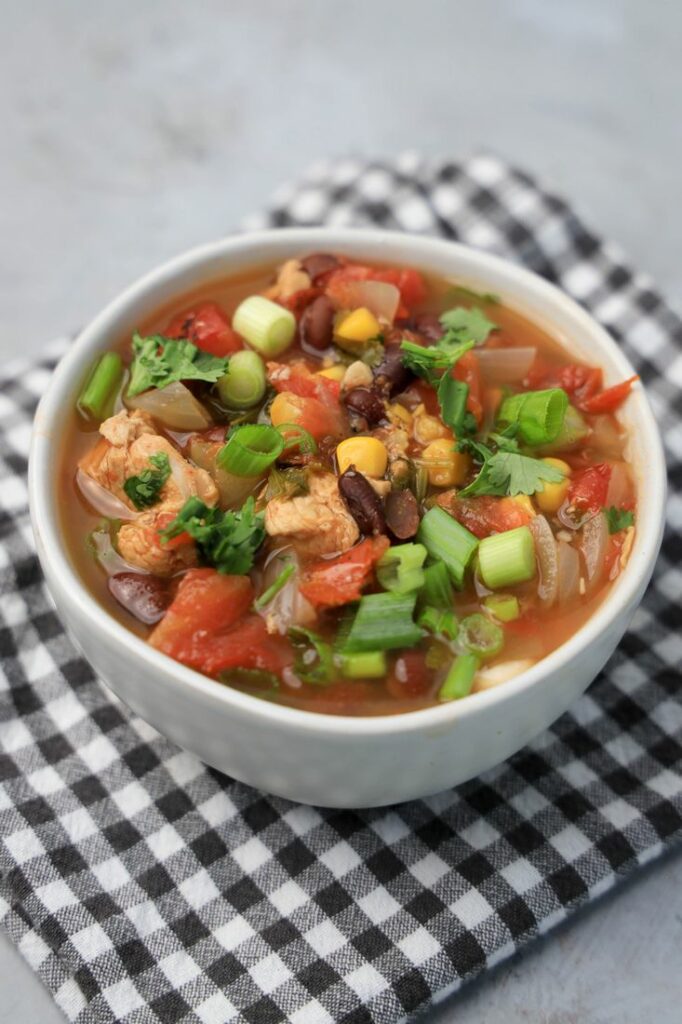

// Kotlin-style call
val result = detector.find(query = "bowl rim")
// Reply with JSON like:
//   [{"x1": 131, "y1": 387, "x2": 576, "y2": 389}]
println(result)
[{"x1": 29, "y1": 227, "x2": 667, "y2": 738}]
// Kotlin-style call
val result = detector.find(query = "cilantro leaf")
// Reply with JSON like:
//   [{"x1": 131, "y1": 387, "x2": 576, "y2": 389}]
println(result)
[
  {"x1": 445, "y1": 284, "x2": 501, "y2": 306},
  {"x1": 127, "y1": 333, "x2": 229, "y2": 397},
  {"x1": 160, "y1": 495, "x2": 265, "y2": 574},
  {"x1": 400, "y1": 337, "x2": 475, "y2": 382},
  {"x1": 459, "y1": 451, "x2": 565, "y2": 498},
  {"x1": 439, "y1": 306, "x2": 497, "y2": 345},
  {"x1": 288, "y1": 626, "x2": 334, "y2": 685},
  {"x1": 437, "y1": 373, "x2": 471, "y2": 436},
  {"x1": 605, "y1": 506, "x2": 635, "y2": 534},
  {"x1": 123, "y1": 452, "x2": 171, "y2": 509}
]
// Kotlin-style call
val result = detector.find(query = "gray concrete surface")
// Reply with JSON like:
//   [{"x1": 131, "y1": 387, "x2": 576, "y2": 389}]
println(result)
[{"x1": 1, "y1": 0, "x2": 681, "y2": 1021}]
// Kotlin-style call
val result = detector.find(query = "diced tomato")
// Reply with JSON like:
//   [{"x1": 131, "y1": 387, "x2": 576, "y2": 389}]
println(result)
[
  {"x1": 567, "y1": 463, "x2": 612, "y2": 511},
  {"x1": 299, "y1": 536, "x2": 390, "y2": 608},
  {"x1": 581, "y1": 376, "x2": 638, "y2": 415},
  {"x1": 526, "y1": 361, "x2": 603, "y2": 409},
  {"x1": 154, "y1": 511, "x2": 192, "y2": 552},
  {"x1": 453, "y1": 351, "x2": 483, "y2": 425},
  {"x1": 277, "y1": 287, "x2": 322, "y2": 319},
  {"x1": 324, "y1": 264, "x2": 426, "y2": 318},
  {"x1": 150, "y1": 571, "x2": 292, "y2": 678},
  {"x1": 448, "y1": 495, "x2": 533, "y2": 539},
  {"x1": 267, "y1": 361, "x2": 341, "y2": 401},
  {"x1": 271, "y1": 391, "x2": 348, "y2": 442},
  {"x1": 165, "y1": 302, "x2": 243, "y2": 356},
  {"x1": 386, "y1": 650, "x2": 433, "y2": 699}
]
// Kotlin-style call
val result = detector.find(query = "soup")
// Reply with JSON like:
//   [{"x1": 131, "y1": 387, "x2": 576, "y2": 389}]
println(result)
[{"x1": 61, "y1": 252, "x2": 638, "y2": 716}]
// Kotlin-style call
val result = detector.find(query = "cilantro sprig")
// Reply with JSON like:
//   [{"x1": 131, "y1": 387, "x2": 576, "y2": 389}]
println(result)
[
  {"x1": 457, "y1": 428, "x2": 565, "y2": 498},
  {"x1": 161, "y1": 496, "x2": 265, "y2": 574},
  {"x1": 127, "y1": 333, "x2": 229, "y2": 397},
  {"x1": 605, "y1": 506, "x2": 635, "y2": 534},
  {"x1": 123, "y1": 452, "x2": 171, "y2": 509}
]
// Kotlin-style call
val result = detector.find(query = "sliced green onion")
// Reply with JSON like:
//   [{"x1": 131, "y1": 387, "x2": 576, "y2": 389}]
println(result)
[
  {"x1": 478, "y1": 525, "x2": 536, "y2": 589},
  {"x1": 438, "y1": 653, "x2": 480, "y2": 701},
  {"x1": 217, "y1": 424, "x2": 284, "y2": 476},
  {"x1": 343, "y1": 592, "x2": 423, "y2": 654},
  {"x1": 538, "y1": 403, "x2": 589, "y2": 453},
  {"x1": 437, "y1": 373, "x2": 469, "y2": 435},
  {"x1": 421, "y1": 562, "x2": 454, "y2": 610},
  {"x1": 340, "y1": 651, "x2": 387, "y2": 679},
  {"x1": 216, "y1": 350, "x2": 266, "y2": 409},
  {"x1": 498, "y1": 388, "x2": 568, "y2": 446},
  {"x1": 276, "y1": 424, "x2": 318, "y2": 455},
  {"x1": 289, "y1": 626, "x2": 334, "y2": 685},
  {"x1": 418, "y1": 606, "x2": 459, "y2": 641},
  {"x1": 483, "y1": 594, "x2": 520, "y2": 622},
  {"x1": 254, "y1": 563, "x2": 295, "y2": 611},
  {"x1": 77, "y1": 352, "x2": 123, "y2": 421},
  {"x1": 459, "y1": 613, "x2": 504, "y2": 658},
  {"x1": 376, "y1": 544, "x2": 427, "y2": 594},
  {"x1": 417, "y1": 507, "x2": 479, "y2": 589},
  {"x1": 233, "y1": 295, "x2": 296, "y2": 357}
]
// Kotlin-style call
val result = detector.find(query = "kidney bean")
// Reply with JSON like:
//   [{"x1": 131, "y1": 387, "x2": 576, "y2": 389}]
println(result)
[
  {"x1": 412, "y1": 312, "x2": 444, "y2": 342},
  {"x1": 300, "y1": 253, "x2": 340, "y2": 282},
  {"x1": 338, "y1": 468, "x2": 386, "y2": 536},
  {"x1": 300, "y1": 295, "x2": 335, "y2": 351},
  {"x1": 109, "y1": 572, "x2": 170, "y2": 625},
  {"x1": 385, "y1": 489, "x2": 420, "y2": 540},
  {"x1": 344, "y1": 387, "x2": 387, "y2": 425},
  {"x1": 374, "y1": 345, "x2": 414, "y2": 397}
]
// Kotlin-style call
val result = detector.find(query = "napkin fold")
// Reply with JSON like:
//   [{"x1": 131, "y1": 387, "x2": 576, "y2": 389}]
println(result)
[{"x1": 1, "y1": 153, "x2": 681, "y2": 1024}]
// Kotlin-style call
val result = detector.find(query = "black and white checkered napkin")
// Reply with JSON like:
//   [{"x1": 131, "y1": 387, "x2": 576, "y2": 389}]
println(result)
[{"x1": 1, "y1": 154, "x2": 681, "y2": 1024}]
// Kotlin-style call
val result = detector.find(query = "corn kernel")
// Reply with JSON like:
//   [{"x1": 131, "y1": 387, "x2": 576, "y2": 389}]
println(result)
[
  {"x1": 269, "y1": 392, "x2": 299, "y2": 428},
  {"x1": 511, "y1": 494, "x2": 536, "y2": 517},
  {"x1": 535, "y1": 458, "x2": 571, "y2": 513},
  {"x1": 422, "y1": 439, "x2": 471, "y2": 488},
  {"x1": 335, "y1": 307, "x2": 381, "y2": 344},
  {"x1": 413, "y1": 412, "x2": 450, "y2": 445},
  {"x1": 387, "y1": 402, "x2": 412, "y2": 427},
  {"x1": 336, "y1": 436, "x2": 388, "y2": 478},
  {"x1": 317, "y1": 365, "x2": 345, "y2": 381}
]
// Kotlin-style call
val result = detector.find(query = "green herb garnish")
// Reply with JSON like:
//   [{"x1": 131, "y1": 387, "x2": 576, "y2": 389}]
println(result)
[
  {"x1": 127, "y1": 333, "x2": 229, "y2": 397},
  {"x1": 123, "y1": 452, "x2": 171, "y2": 510},
  {"x1": 439, "y1": 306, "x2": 497, "y2": 345},
  {"x1": 457, "y1": 430, "x2": 565, "y2": 498},
  {"x1": 161, "y1": 495, "x2": 265, "y2": 574},
  {"x1": 605, "y1": 507, "x2": 635, "y2": 534}
]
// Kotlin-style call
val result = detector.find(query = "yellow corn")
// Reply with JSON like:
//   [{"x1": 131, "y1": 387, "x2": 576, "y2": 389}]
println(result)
[
  {"x1": 335, "y1": 307, "x2": 381, "y2": 344},
  {"x1": 535, "y1": 457, "x2": 571, "y2": 513},
  {"x1": 413, "y1": 412, "x2": 450, "y2": 445},
  {"x1": 317, "y1": 365, "x2": 345, "y2": 381},
  {"x1": 336, "y1": 436, "x2": 388, "y2": 478},
  {"x1": 511, "y1": 494, "x2": 536, "y2": 517},
  {"x1": 422, "y1": 439, "x2": 471, "y2": 488},
  {"x1": 387, "y1": 402, "x2": 412, "y2": 427}
]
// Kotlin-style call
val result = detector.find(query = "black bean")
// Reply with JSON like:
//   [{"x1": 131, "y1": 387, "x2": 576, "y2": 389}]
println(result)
[
  {"x1": 338, "y1": 468, "x2": 386, "y2": 536},
  {"x1": 385, "y1": 489, "x2": 420, "y2": 540},
  {"x1": 344, "y1": 387, "x2": 387, "y2": 426},
  {"x1": 374, "y1": 345, "x2": 414, "y2": 397},
  {"x1": 300, "y1": 295, "x2": 335, "y2": 351},
  {"x1": 108, "y1": 572, "x2": 170, "y2": 625},
  {"x1": 300, "y1": 252, "x2": 340, "y2": 281},
  {"x1": 412, "y1": 312, "x2": 444, "y2": 342}
]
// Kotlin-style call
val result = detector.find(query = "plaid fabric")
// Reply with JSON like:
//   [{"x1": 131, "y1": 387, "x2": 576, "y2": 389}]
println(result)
[{"x1": 1, "y1": 154, "x2": 681, "y2": 1024}]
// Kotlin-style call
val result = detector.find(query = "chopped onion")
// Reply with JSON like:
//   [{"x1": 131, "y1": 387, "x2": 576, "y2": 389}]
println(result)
[
  {"x1": 557, "y1": 540, "x2": 580, "y2": 605},
  {"x1": 89, "y1": 527, "x2": 140, "y2": 576},
  {"x1": 606, "y1": 461, "x2": 631, "y2": 508},
  {"x1": 580, "y1": 513, "x2": 608, "y2": 590},
  {"x1": 342, "y1": 280, "x2": 400, "y2": 323},
  {"x1": 476, "y1": 347, "x2": 537, "y2": 384},
  {"x1": 126, "y1": 381, "x2": 212, "y2": 431},
  {"x1": 76, "y1": 469, "x2": 137, "y2": 520},
  {"x1": 256, "y1": 548, "x2": 315, "y2": 634},
  {"x1": 189, "y1": 437, "x2": 264, "y2": 509},
  {"x1": 558, "y1": 499, "x2": 593, "y2": 531},
  {"x1": 590, "y1": 415, "x2": 626, "y2": 459},
  {"x1": 529, "y1": 514, "x2": 559, "y2": 607},
  {"x1": 474, "y1": 659, "x2": 536, "y2": 691}
]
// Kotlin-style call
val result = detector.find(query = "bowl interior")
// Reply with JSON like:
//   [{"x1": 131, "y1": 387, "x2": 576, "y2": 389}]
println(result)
[{"x1": 29, "y1": 228, "x2": 666, "y2": 736}]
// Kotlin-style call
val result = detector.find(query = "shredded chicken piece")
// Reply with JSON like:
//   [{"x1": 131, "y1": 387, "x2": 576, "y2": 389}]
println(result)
[
  {"x1": 117, "y1": 512, "x2": 198, "y2": 576},
  {"x1": 264, "y1": 259, "x2": 311, "y2": 301},
  {"x1": 264, "y1": 472, "x2": 359, "y2": 557},
  {"x1": 79, "y1": 409, "x2": 219, "y2": 575}
]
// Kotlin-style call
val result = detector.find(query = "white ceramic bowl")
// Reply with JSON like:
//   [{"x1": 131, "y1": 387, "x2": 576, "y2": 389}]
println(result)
[{"x1": 29, "y1": 229, "x2": 666, "y2": 807}]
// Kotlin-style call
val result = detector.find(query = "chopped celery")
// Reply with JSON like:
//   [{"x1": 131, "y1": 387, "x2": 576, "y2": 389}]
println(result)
[
  {"x1": 342, "y1": 592, "x2": 423, "y2": 654},
  {"x1": 421, "y1": 562, "x2": 454, "y2": 609},
  {"x1": 216, "y1": 350, "x2": 266, "y2": 409},
  {"x1": 417, "y1": 507, "x2": 479, "y2": 588},
  {"x1": 377, "y1": 543, "x2": 427, "y2": 594},
  {"x1": 77, "y1": 351, "x2": 123, "y2": 421},
  {"x1": 483, "y1": 594, "x2": 520, "y2": 622},
  {"x1": 340, "y1": 651, "x2": 387, "y2": 679},
  {"x1": 498, "y1": 388, "x2": 568, "y2": 446},
  {"x1": 459, "y1": 613, "x2": 504, "y2": 658},
  {"x1": 438, "y1": 654, "x2": 480, "y2": 701},
  {"x1": 232, "y1": 296, "x2": 296, "y2": 357},
  {"x1": 418, "y1": 606, "x2": 459, "y2": 641}
]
